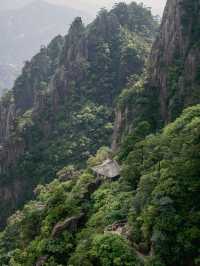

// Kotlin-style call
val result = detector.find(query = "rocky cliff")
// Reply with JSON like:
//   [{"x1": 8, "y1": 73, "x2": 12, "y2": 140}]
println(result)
[
  {"x1": 0, "y1": 1, "x2": 200, "y2": 265},
  {"x1": 0, "y1": 2, "x2": 157, "y2": 227},
  {"x1": 0, "y1": 0, "x2": 92, "y2": 95},
  {"x1": 112, "y1": 0, "x2": 200, "y2": 149},
  {"x1": 149, "y1": 0, "x2": 200, "y2": 122}
]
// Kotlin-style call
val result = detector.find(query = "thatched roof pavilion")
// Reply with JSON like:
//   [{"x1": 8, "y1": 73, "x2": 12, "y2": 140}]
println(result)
[{"x1": 92, "y1": 159, "x2": 120, "y2": 179}]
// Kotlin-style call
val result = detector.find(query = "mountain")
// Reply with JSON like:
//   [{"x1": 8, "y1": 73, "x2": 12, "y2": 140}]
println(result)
[
  {"x1": 149, "y1": 0, "x2": 200, "y2": 123},
  {"x1": 0, "y1": 1, "x2": 157, "y2": 227},
  {"x1": 0, "y1": 0, "x2": 92, "y2": 95},
  {"x1": 0, "y1": 64, "x2": 20, "y2": 94},
  {"x1": 0, "y1": 1, "x2": 200, "y2": 266},
  {"x1": 112, "y1": 0, "x2": 200, "y2": 147}
]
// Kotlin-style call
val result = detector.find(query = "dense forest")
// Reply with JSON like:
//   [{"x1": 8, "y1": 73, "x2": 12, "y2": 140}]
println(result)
[{"x1": 0, "y1": 1, "x2": 199, "y2": 266}]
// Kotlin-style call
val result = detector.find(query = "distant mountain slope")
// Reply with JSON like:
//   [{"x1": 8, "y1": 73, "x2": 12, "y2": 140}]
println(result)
[
  {"x1": 0, "y1": 64, "x2": 20, "y2": 94},
  {"x1": 0, "y1": 0, "x2": 92, "y2": 95}
]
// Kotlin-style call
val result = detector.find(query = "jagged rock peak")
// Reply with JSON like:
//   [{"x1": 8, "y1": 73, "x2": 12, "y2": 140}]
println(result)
[
  {"x1": 0, "y1": 1, "x2": 158, "y2": 228},
  {"x1": 68, "y1": 17, "x2": 84, "y2": 39}
]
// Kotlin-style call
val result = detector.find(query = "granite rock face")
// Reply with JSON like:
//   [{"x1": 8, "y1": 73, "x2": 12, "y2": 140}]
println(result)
[
  {"x1": 149, "y1": 0, "x2": 200, "y2": 122},
  {"x1": 51, "y1": 213, "x2": 85, "y2": 238},
  {"x1": 111, "y1": 0, "x2": 200, "y2": 150},
  {"x1": 0, "y1": 3, "x2": 157, "y2": 227}
]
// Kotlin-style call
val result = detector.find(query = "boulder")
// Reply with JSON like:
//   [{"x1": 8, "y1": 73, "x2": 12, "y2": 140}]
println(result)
[{"x1": 51, "y1": 213, "x2": 85, "y2": 238}]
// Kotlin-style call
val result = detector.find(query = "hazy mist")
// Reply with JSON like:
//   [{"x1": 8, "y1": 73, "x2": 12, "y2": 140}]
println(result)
[
  {"x1": 46, "y1": 0, "x2": 166, "y2": 16},
  {"x1": 1, "y1": 0, "x2": 167, "y2": 16}
]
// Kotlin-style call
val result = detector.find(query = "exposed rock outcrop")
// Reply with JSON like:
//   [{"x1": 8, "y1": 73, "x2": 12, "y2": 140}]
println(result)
[
  {"x1": 0, "y1": 94, "x2": 15, "y2": 142},
  {"x1": 0, "y1": 3, "x2": 157, "y2": 227},
  {"x1": 51, "y1": 213, "x2": 85, "y2": 238},
  {"x1": 111, "y1": 106, "x2": 130, "y2": 153},
  {"x1": 149, "y1": 0, "x2": 200, "y2": 122}
]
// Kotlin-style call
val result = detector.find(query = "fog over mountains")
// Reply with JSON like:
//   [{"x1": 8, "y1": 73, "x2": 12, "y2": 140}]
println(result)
[
  {"x1": 50, "y1": 0, "x2": 166, "y2": 15},
  {"x1": 0, "y1": 0, "x2": 92, "y2": 95}
]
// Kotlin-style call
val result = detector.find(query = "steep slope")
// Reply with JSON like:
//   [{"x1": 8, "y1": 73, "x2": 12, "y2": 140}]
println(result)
[
  {"x1": 0, "y1": 2, "x2": 157, "y2": 227},
  {"x1": 112, "y1": 0, "x2": 200, "y2": 148},
  {"x1": 149, "y1": 0, "x2": 200, "y2": 122},
  {"x1": 0, "y1": 65, "x2": 20, "y2": 96},
  {"x1": 119, "y1": 104, "x2": 200, "y2": 266},
  {"x1": 0, "y1": 1, "x2": 200, "y2": 266},
  {"x1": 0, "y1": 35, "x2": 65, "y2": 228},
  {"x1": 0, "y1": 105, "x2": 199, "y2": 266},
  {"x1": 0, "y1": 0, "x2": 91, "y2": 95}
]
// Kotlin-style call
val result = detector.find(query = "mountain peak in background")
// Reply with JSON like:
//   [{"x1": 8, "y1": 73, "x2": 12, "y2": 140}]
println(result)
[
  {"x1": 0, "y1": 0, "x2": 92, "y2": 95},
  {"x1": 0, "y1": 1, "x2": 200, "y2": 265}
]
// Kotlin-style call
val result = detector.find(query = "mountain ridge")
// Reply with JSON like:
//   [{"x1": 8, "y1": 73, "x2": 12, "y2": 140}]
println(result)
[
  {"x1": 0, "y1": 2, "x2": 157, "y2": 228},
  {"x1": 0, "y1": 1, "x2": 200, "y2": 265},
  {"x1": 0, "y1": 0, "x2": 92, "y2": 96}
]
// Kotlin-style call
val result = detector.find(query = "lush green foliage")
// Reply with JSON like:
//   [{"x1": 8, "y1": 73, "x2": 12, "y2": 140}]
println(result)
[
  {"x1": 1, "y1": 104, "x2": 200, "y2": 266},
  {"x1": 0, "y1": 1, "x2": 157, "y2": 227},
  {"x1": 1, "y1": 2, "x2": 200, "y2": 266},
  {"x1": 122, "y1": 105, "x2": 200, "y2": 265},
  {"x1": 0, "y1": 165, "x2": 136, "y2": 265}
]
